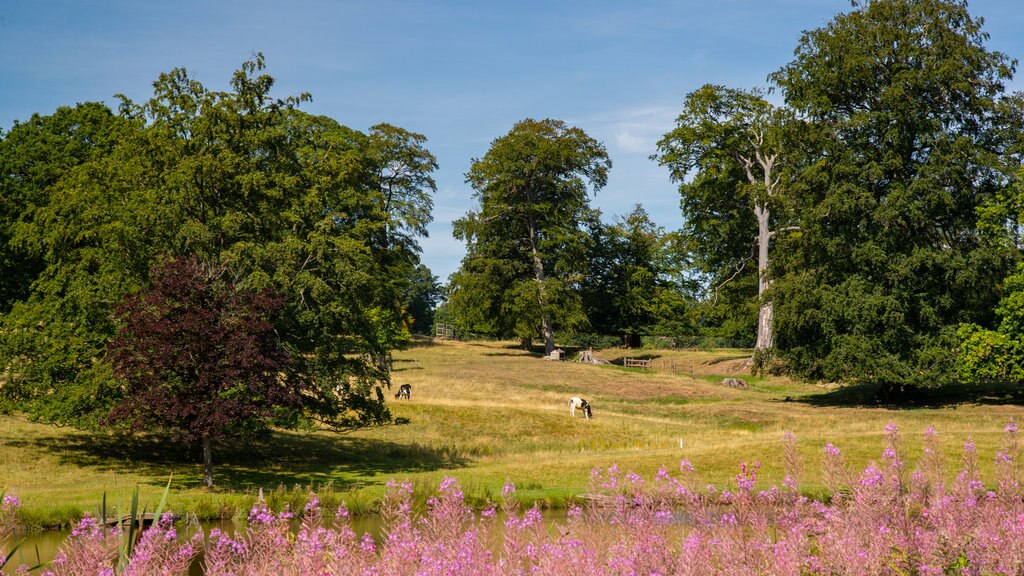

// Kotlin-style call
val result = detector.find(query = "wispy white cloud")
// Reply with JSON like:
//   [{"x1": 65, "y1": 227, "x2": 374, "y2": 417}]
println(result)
[
  {"x1": 576, "y1": 103, "x2": 678, "y2": 157},
  {"x1": 614, "y1": 129, "x2": 648, "y2": 154}
]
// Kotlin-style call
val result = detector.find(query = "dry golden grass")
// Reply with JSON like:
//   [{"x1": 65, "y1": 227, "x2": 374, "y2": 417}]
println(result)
[
  {"x1": 2, "y1": 338, "x2": 1023, "y2": 526},
  {"x1": 362, "y1": 339, "x2": 1024, "y2": 498}
]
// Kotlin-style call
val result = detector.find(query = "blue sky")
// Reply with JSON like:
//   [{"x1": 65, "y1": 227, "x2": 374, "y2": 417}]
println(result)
[{"x1": 3, "y1": 0, "x2": 1023, "y2": 281}]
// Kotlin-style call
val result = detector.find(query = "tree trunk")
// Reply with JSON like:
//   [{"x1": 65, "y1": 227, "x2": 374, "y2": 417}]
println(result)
[
  {"x1": 541, "y1": 318, "x2": 555, "y2": 356},
  {"x1": 202, "y1": 435, "x2": 214, "y2": 488},
  {"x1": 755, "y1": 203, "x2": 773, "y2": 352},
  {"x1": 738, "y1": 135, "x2": 780, "y2": 360},
  {"x1": 623, "y1": 333, "x2": 641, "y2": 348},
  {"x1": 527, "y1": 218, "x2": 555, "y2": 356}
]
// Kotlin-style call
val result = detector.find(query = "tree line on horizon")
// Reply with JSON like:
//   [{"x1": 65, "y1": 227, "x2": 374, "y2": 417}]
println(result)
[{"x1": 2, "y1": 0, "x2": 1024, "y2": 478}]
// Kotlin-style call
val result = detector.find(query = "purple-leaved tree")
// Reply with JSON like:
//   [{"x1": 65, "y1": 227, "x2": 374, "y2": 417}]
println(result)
[{"x1": 105, "y1": 256, "x2": 299, "y2": 487}]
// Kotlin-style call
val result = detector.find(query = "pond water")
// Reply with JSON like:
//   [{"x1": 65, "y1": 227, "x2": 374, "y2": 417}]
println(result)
[{"x1": 3, "y1": 511, "x2": 569, "y2": 575}]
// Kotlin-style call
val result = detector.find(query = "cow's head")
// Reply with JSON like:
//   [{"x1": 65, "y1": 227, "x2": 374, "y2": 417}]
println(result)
[{"x1": 583, "y1": 401, "x2": 592, "y2": 419}]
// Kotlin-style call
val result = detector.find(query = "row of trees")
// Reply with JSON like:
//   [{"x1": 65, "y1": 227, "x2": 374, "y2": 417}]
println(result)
[
  {"x1": 447, "y1": 0, "x2": 1024, "y2": 393},
  {"x1": 0, "y1": 55, "x2": 442, "y2": 483}
]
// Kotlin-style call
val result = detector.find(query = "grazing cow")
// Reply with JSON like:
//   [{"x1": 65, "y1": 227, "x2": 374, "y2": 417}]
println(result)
[
  {"x1": 568, "y1": 397, "x2": 592, "y2": 419},
  {"x1": 395, "y1": 383, "x2": 412, "y2": 400}
]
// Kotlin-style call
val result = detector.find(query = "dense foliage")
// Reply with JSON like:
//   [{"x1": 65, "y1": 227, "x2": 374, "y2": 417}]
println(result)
[
  {"x1": 579, "y1": 206, "x2": 696, "y2": 347},
  {"x1": 767, "y1": 0, "x2": 1023, "y2": 389},
  {"x1": 958, "y1": 262, "x2": 1024, "y2": 383},
  {"x1": 442, "y1": 1, "x2": 1024, "y2": 387},
  {"x1": 449, "y1": 118, "x2": 612, "y2": 354},
  {"x1": 106, "y1": 257, "x2": 296, "y2": 486},
  {"x1": 647, "y1": 0, "x2": 1024, "y2": 390},
  {"x1": 5, "y1": 0, "x2": 1024, "y2": 425},
  {"x1": 0, "y1": 55, "x2": 434, "y2": 433},
  {"x1": 6, "y1": 423, "x2": 1024, "y2": 575}
]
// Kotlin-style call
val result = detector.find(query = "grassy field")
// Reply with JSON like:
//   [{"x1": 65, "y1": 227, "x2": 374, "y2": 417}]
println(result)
[{"x1": 3, "y1": 338, "x2": 1023, "y2": 528}]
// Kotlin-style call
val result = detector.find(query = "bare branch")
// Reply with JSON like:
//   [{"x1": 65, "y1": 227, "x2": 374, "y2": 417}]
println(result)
[
  {"x1": 712, "y1": 243, "x2": 756, "y2": 305},
  {"x1": 737, "y1": 153, "x2": 758, "y2": 185},
  {"x1": 768, "y1": 226, "x2": 801, "y2": 239}
]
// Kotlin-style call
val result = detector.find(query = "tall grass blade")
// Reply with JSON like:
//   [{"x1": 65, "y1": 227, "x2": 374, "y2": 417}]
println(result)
[
  {"x1": 152, "y1": 474, "x2": 172, "y2": 524},
  {"x1": 1, "y1": 539, "x2": 22, "y2": 568},
  {"x1": 0, "y1": 541, "x2": 42, "y2": 572},
  {"x1": 29, "y1": 543, "x2": 46, "y2": 571},
  {"x1": 99, "y1": 491, "x2": 108, "y2": 527},
  {"x1": 116, "y1": 485, "x2": 140, "y2": 574}
]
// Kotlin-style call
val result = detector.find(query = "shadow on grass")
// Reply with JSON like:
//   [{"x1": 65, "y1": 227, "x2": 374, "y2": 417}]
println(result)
[
  {"x1": 404, "y1": 337, "x2": 441, "y2": 348},
  {"x1": 392, "y1": 365, "x2": 423, "y2": 372},
  {"x1": 799, "y1": 380, "x2": 1024, "y2": 409},
  {"x1": 706, "y1": 354, "x2": 753, "y2": 365},
  {"x1": 608, "y1": 353, "x2": 662, "y2": 366},
  {"x1": 7, "y1": 428, "x2": 468, "y2": 490}
]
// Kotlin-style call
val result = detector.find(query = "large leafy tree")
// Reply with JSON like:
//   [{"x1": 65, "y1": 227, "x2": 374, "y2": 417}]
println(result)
[
  {"x1": 402, "y1": 263, "x2": 443, "y2": 335},
  {"x1": 0, "y1": 106, "x2": 163, "y2": 425},
  {"x1": 106, "y1": 257, "x2": 295, "y2": 487},
  {"x1": 767, "y1": 0, "x2": 1022, "y2": 390},
  {"x1": 0, "y1": 55, "x2": 433, "y2": 433},
  {"x1": 655, "y1": 85, "x2": 796, "y2": 358},
  {"x1": 360, "y1": 123, "x2": 439, "y2": 366},
  {"x1": 449, "y1": 118, "x2": 611, "y2": 354},
  {"x1": 365, "y1": 123, "x2": 437, "y2": 253}
]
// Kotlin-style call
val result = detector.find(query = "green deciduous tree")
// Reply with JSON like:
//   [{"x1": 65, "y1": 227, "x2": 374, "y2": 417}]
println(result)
[
  {"x1": 449, "y1": 118, "x2": 611, "y2": 354},
  {"x1": 0, "y1": 103, "x2": 127, "y2": 314},
  {"x1": 767, "y1": 0, "x2": 1021, "y2": 391},
  {"x1": 402, "y1": 263, "x2": 443, "y2": 335},
  {"x1": 655, "y1": 85, "x2": 796, "y2": 359},
  {"x1": 580, "y1": 205, "x2": 695, "y2": 347},
  {"x1": 366, "y1": 123, "x2": 437, "y2": 253},
  {"x1": 0, "y1": 55, "x2": 434, "y2": 434},
  {"x1": 361, "y1": 123, "x2": 439, "y2": 366},
  {"x1": 957, "y1": 263, "x2": 1024, "y2": 384}
]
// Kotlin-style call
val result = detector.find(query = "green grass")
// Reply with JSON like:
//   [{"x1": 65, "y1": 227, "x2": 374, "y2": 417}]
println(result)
[{"x1": 2, "y1": 338, "x2": 1023, "y2": 527}]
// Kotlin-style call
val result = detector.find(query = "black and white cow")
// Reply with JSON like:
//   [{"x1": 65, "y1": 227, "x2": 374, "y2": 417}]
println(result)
[
  {"x1": 395, "y1": 383, "x2": 412, "y2": 400},
  {"x1": 568, "y1": 397, "x2": 592, "y2": 419}
]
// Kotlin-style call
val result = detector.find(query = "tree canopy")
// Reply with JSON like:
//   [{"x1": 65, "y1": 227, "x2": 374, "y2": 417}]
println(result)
[
  {"x1": 579, "y1": 205, "x2": 695, "y2": 347},
  {"x1": 765, "y1": 0, "x2": 1023, "y2": 389},
  {"x1": 646, "y1": 0, "x2": 1024, "y2": 393},
  {"x1": 449, "y1": 118, "x2": 611, "y2": 354},
  {"x1": 6, "y1": 0, "x2": 1024, "y2": 417},
  {"x1": 0, "y1": 55, "x2": 433, "y2": 436}
]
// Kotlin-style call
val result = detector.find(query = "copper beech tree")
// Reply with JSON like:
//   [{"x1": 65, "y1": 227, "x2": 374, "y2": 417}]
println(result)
[{"x1": 106, "y1": 256, "x2": 299, "y2": 487}]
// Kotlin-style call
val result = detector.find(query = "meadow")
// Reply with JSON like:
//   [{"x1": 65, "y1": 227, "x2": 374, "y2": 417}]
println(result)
[{"x1": 2, "y1": 338, "x2": 1023, "y2": 528}]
